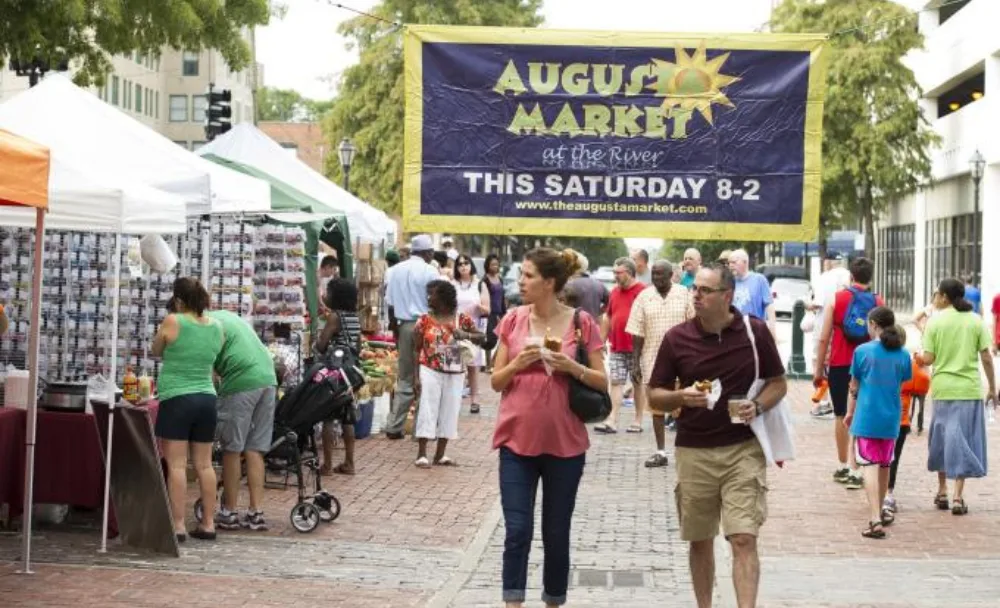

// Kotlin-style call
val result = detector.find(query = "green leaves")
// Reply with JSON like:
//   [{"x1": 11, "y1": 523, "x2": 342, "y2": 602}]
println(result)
[
  {"x1": 256, "y1": 87, "x2": 333, "y2": 122},
  {"x1": 771, "y1": 0, "x2": 939, "y2": 256},
  {"x1": 0, "y1": 0, "x2": 270, "y2": 86},
  {"x1": 323, "y1": 0, "x2": 543, "y2": 215}
]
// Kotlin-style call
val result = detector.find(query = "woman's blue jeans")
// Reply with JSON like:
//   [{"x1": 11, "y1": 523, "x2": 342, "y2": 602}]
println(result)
[{"x1": 499, "y1": 446, "x2": 585, "y2": 605}]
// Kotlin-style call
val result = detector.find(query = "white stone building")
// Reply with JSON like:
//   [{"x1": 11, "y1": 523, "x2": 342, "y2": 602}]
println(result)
[{"x1": 877, "y1": 0, "x2": 999, "y2": 315}]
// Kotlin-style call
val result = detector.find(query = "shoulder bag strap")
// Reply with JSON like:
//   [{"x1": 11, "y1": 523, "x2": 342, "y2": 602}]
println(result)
[
  {"x1": 574, "y1": 308, "x2": 588, "y2": 364},
  {"x1": 744, "y1": 317, "x2": 760, "y2": 382}
]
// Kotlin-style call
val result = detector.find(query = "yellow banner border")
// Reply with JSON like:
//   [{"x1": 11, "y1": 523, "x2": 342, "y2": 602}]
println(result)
[{"x1": 403, "y1": 25, "x2": 827, "y2": 241}]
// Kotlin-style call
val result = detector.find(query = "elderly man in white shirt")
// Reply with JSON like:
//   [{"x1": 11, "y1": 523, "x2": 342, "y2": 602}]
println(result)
[
  {"x1": 807, "y1": 254, "x2": 851, "y2": 416},
  {"x1": 384, "y1": 234, "x2": 440, "y2": 439}
]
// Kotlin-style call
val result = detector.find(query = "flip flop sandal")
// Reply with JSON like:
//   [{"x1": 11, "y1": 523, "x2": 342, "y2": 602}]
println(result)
[
  {"x1": 861, "y1": 521, "x2": 886, "y2": 539},
  {"x1": 415, "y1": 456, "x2": 432, "y2": 469},
  {"x1": 594, "y1": 424, "x2": 614, "y2": 433},
  {"x1": 434, "y1": 457, "x2": 458, "y2": 466},
  {"x1": 880, "y1": 507, "x2": 895, "y2": 526},
  {"x1": 470, "y1": 403, "x2": 481, "y2": 414},
  {"x1": 951, "y1": 498, "x2": 969, "y2": 515},
  {"x1": 934, "y1": 493, "x2": 950, "y2": 510},
  {"x1": 626, "y1": 425, "x2": 643, "y2": 433}
]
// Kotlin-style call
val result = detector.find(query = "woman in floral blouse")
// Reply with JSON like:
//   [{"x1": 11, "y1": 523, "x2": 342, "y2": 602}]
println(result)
[{"x1": 413, "y1": 280, "x2": 484, "y2": 467}]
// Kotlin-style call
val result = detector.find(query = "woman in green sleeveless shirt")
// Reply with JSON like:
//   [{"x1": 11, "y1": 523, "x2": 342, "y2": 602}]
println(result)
[{"x1": 152, "y1": 278, "x2": 224, "y2": 542}]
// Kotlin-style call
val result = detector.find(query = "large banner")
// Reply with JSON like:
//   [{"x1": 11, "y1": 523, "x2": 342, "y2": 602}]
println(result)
[{"x1": 403, "y1": 26, "x2": 827, "y2": 241}]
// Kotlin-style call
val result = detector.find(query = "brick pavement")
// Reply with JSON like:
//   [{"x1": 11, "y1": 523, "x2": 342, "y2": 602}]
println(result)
[{"x1": 3, "y1": 376, "x2": 1000, "y2": 607}]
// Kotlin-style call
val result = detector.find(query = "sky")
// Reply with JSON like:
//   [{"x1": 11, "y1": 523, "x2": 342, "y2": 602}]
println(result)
[
  {"x1": 255, "y1": 0, "x2": 777, "y2": 253},
  {"x1": 256, "y1": 0, "x2": 776, "y2": 100}
]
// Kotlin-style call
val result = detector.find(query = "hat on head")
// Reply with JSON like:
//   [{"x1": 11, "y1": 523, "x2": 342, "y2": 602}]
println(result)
[
  {"x1": 446, "y1": 249, "x2": 459, "y2": 261},
  {"x1": 441, "y1": 235, "x2": 454, "y2": 245},
  {"x1": 385, "y1": 249, "x2": 400, "y2": 264},
  {"x1": 410, "y1": 234, "x2": 434, "y2": 252}
]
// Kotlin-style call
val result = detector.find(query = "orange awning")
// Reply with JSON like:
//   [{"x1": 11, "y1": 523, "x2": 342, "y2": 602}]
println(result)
[{"x1": 0, "y1": 128, "x2": 49, "y2": 210}]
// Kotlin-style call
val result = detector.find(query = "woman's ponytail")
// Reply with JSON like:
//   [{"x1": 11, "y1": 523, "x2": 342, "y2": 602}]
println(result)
[{"x1": 879, "y1": 324, "x2": 905, "y2": 350}]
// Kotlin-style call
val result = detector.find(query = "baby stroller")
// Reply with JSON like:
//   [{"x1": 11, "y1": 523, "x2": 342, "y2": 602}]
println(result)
[{"x1": 194, "y1": 347, "x2": 365, "y2": 533}]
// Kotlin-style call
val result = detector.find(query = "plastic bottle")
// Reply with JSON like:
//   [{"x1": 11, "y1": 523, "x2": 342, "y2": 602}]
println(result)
[
  {"x1": 122, "y1": 366, "x2": 139, "y2": 404},
  {"x1": 138, "y1": 372, "x2": 152, "y2": 404}
]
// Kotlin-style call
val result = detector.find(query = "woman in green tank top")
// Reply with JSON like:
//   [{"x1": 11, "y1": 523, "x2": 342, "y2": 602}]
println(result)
[{"x1": 152, "y1": 278, "x2": 224, "y2": 542}]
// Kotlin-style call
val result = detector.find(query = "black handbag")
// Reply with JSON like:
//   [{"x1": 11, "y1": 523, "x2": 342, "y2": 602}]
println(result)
[{"x1": 568, "y1": 309, "x2": 612, "y2": 423}]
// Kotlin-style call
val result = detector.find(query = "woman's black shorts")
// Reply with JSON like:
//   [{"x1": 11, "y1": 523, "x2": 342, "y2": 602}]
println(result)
[{"x1": 155, "y1": 393, "x2": 218, "y2": 443}]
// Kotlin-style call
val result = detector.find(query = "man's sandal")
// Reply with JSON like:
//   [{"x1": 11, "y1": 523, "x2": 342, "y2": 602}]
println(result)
[
  {"x1": 862, "y1": 521, "x2": 886, "y2": 539},
  {"x1": 934, "y1": 493, "x2": 950, "y2": 510},
  {"x1": 644, "y1": 453, "x2": 669, "y2": 468},
  {"x1": 951, "y1": 498, "x2": 969, "y2": 515}
]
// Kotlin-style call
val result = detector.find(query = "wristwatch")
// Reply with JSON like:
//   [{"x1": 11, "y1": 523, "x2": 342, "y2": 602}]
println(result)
[{"x1": 752, "y1": 400, "x2": 763, "y2": 416}]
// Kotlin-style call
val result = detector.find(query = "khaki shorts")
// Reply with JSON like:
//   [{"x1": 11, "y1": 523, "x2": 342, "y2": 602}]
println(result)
[{"x1": 674, "y1": 439, "x2": 768, "y2": 542}]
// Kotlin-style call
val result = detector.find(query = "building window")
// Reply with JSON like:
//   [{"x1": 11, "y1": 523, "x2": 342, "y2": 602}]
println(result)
[
  {"x1": 924, "y1": 211, "x2": 982, "y2": 297},
  {"x1": 169, "y1": 95, "x2": 188, "y2": 122},
  {"x1": 144, "y1": 87, "x2": 151, "y2": 115},
  {"x1": 135, "y1": 84, "x2": 142, "y2": 113},
  {"x1": 953, "y1": 212, "x2": 982, "y2": 283},
  {"x1": 182, "y1": 51, "x2": 200, "y2": 76},
  {"x1": 111, "y1": 76, "x2": 119, "y2": 105},
  {"x1": 155, "y1": 91, "x2": 160, "y2": 119},
  {"x1": 876, "y1": 224, "x2": 915, "y2": 312},
  {"x1": 937, "y1": 71, "x2": 985, "y2": 118},
  {"x1": 192, "y1": 95, "x2": 208, "y2": 123}
]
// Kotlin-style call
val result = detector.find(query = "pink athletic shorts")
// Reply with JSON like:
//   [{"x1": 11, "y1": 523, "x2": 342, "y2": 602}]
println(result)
[{"x1": 855, "y1": 437, "x2": 896, "y2": 468}]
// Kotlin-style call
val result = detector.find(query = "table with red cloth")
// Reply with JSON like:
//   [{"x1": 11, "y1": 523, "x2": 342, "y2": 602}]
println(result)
[{"x1": 0, "y1": 402, "x2": 159, "y2": 537}]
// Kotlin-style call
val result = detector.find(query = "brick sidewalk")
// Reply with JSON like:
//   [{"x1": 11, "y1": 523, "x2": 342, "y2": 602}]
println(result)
[{"x1": 3, "y1": 377, "x2": 1000, "y2": 607}]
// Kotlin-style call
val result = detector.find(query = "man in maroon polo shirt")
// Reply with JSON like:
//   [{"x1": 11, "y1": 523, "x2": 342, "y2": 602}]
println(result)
[{"x1": 648, "y1": 263, "x2": 787, "y2": 608}]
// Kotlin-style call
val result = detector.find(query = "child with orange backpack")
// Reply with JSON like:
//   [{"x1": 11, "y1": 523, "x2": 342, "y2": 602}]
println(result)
[{"x1": 881, "y1": 347, "x2": 931, "y2": 521}]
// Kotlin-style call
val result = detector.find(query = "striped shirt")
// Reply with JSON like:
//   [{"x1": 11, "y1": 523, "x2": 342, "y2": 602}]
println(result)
[{"x1": 625, "y1": 285, "x2": 694, "y2": 380}]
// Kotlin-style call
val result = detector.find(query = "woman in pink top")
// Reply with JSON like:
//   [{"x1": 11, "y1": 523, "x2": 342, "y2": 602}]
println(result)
[{"x1": 491, "y1": 248, "x2": 606, "y2": 608}]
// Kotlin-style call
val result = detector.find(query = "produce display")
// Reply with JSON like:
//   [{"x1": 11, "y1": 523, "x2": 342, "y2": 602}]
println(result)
[{"x1": 355, "y1": 341, "x2": 397, "y2": 401}]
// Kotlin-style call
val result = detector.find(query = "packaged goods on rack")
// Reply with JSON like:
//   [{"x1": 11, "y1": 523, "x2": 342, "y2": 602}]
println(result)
[
  {"x1": 354, "y1": 241, "x2": 387, "y2": 335},
  {"x1": 182, "y1": 218, "x2": 255, "y2": 318},
  {"x1": 252, "y1": 224, "x2": 307, "y2": 338}
]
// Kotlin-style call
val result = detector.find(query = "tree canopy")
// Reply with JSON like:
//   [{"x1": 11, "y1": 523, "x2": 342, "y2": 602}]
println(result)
[
  {"x1": 257, "y1": 87, "x2": 334, "y2": 122},
  {"x1": 324, "y1": 0, "x2": 543, "y2": 214},
  {"x1": 0, "y1": 0, "x2": 270, "y2": 86},
  {"x1": 770, "y1": 0, "x2": 939, "y2": 257}
]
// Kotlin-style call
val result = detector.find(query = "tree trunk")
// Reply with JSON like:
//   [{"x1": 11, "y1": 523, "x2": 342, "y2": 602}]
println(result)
[{"x1": 862, "y1": 185, "x2": 876, "y2": 260}]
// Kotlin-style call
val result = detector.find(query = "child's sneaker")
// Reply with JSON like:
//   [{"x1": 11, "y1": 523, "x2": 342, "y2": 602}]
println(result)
[
  {"x1": 833, "y1": 467, "x2": 851, "y2": 483},
  {"x1": 883, "y1": 496, "x2": 897, "y2": 513},
  {"x1": 242, "y1": 510, "x2": 268, "y2": 531},
  {"x1": 215, "y1": 507, "x2": 241, "y2": 531},
  {"x1": 844, "y1": 473, "x2": 864, "y2": 490}
]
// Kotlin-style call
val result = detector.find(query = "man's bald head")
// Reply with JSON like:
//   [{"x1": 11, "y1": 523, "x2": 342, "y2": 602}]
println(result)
[
  {"x1": 729, "y1": 248, "x2": 750, "y2": 278},
  {"x1": 682, "y1": 248, "x2": 702, "y2": 274}
]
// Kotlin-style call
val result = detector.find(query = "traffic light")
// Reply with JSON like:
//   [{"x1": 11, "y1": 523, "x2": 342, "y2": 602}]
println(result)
[{"x1": 205, "y1": 85, "x2": 232, "y2": 140}]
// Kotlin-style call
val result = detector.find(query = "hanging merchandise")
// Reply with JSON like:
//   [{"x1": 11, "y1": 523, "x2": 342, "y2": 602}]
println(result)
[{"x1": 252, "y1": 223, "x2": 307, "y2": 337}]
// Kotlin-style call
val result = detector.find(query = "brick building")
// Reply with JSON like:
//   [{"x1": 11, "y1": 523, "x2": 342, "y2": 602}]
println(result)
[{"x1": 257, "y1": 121, "x2": 328, "y2": 174}]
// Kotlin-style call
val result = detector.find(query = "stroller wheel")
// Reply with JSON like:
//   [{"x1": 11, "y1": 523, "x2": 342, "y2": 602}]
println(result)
[
  {"x1": 289, "y1": 502, "x2": 321, "y2": 533},
  {"x1": 194, "y1": 498, "x2": 204, "y2": 523},
  {"x1": 318, "y1": 495, "x2": 341, "y2": 523}
]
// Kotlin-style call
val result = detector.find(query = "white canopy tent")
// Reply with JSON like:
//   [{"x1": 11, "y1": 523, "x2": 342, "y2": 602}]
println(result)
[
  {"x1": 197, "y1": 123, "x2": 395, "y2": 242},
  {"x1": 0, "y1": 75, "x2": 271, "y2": 216},
  {"x1": 0, "y1": 141, "x2": 187, "y2": 568}
]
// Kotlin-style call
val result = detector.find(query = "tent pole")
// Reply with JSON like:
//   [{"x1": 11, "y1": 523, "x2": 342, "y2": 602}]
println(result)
[
  {"x1": 19, "y1": 208, "x2": 46, "y2": 574},
  {"x1": 99, "y1": 233, "x2": 123, "y2": 553}
]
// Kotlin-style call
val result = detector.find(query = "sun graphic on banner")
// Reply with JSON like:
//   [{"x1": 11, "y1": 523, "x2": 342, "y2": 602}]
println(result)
[{"x1": 647, "y1": 46, "x2": 741, "y2": 126}]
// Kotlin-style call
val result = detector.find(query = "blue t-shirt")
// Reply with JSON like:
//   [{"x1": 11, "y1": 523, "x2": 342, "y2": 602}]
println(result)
[
  {"x1": 680, "y1": 271, "x2": 695, "y2": 289},
  {"x1": 849, "y1": 341, "x2": 912, "y2": 439},
  {"x1": 733, "y1": 272, "x2": 773, "y2": 320},
  {"x1": 965, "y1": 285, "x2": 981, "y2": 313}
]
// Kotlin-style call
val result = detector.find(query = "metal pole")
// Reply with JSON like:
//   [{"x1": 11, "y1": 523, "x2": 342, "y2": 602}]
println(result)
[
  {"x1": 973, "y1": 176, "x2": 981, "y2": 285},
  {"x1": 99, "y1": 233, "x2": 123, "y2": 553},
  {"x1": 788, "y1": 300, "x2": 809, "y2": 379},
  {"x1": 20, "y1": 208, "x2": 46, "y2": 574},
  {"x1": 343, "y1": 166, "x2": 350, "y2": 193}
]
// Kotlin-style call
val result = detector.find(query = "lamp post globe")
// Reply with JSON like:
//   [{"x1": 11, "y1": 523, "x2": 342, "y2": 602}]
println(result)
[{"x1": 338, "y1": 138, "x2": 356, "y2": 192}]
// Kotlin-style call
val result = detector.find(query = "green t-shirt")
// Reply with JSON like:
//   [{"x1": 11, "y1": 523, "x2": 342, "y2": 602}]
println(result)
[
  {"x1": 922, "y1": 307, "x2": 991, "y2": 400},
  {"x1": 209, "y1": 310, "x2": 277, "y2": 397},
  {"x1": 158, "y1": 314, "x2": 223, "y2": 402}
]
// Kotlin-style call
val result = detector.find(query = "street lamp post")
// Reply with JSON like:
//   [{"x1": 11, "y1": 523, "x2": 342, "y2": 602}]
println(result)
[
  {"x1": 970, "y1": 150, "x2": 986, "y2": 286},
  {"x1": 338, "y1": 138, "x2": 356, "y2": 192}
]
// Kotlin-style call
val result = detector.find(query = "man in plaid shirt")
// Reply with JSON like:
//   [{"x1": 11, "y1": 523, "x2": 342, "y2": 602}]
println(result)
[{"x1": 626, "y1": 260, "x2": 694, "y2": 467}]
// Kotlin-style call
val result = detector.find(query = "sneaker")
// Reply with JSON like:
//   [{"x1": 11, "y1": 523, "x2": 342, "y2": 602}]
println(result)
[
  {"x1": 810, "y1": 402, "x2": 834, "y2": 417},
  {"x1": 833, "y1": 468, "x2": 851, "y2": 483},
  {"x1": 844, "y1": 474, "x2": 864, "y2": 490},
  {"x1": 883, "y1": 496, "x2": 897, "y2": 513},
  {"x1": 215, "y1": 507, "x2": 241, "y2": 531},
  {"x1": 242, "y1": 510, "x2": 268, "y2": 531}
]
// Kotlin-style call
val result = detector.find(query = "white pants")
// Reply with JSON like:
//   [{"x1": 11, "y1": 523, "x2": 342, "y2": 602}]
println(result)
[{"x1": 416, "y1": 366, "x2": 464, "y2": 440}]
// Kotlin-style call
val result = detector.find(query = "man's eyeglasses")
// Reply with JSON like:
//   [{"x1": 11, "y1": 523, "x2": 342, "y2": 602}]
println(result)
[{"x1": 693, "y1": 285, "x2": 729, "y2": 296}]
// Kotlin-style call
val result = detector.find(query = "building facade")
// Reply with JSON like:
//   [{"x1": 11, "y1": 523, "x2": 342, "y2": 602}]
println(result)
[
  {"x1": 877, "y1": 0, "x2": 999, "y2": 315},
  {"x1": 0, "y1": 43, "x2": 258, "y2": 151},
  {"x1": 258, "y1": 122, "x2": 328, "y2": 173}
]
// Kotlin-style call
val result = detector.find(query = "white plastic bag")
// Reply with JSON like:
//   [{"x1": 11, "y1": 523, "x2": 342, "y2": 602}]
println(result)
[
  {"x1": 139, "y1": 234, "x2": 178, "y2": 273},
  {"x1": 799, "y1": 311, "x2": 816, "y2": 333}
]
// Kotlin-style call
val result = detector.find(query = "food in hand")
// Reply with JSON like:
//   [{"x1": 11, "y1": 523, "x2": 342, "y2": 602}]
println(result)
[
  {"x1": 543, "y1": 327, "x2": 562, "y2": 351},
  {"x1": 694, "y1": 380, "x2": 713, "y2": 393}
]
